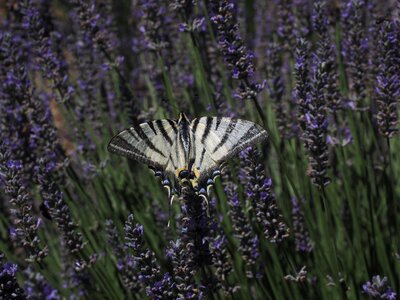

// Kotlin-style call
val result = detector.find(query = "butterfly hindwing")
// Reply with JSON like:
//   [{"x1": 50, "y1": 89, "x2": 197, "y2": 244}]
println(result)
[{"x1": 108, "y1": 119, "x2": 178, "y2": 174}]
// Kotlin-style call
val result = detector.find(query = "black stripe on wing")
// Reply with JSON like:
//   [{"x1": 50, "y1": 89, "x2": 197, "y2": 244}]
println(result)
[
  {"x1": 131, "y1": 126, "x2": 166, "y2": 158},
  {"x1": 191, "y1": 118, "x2": 201, "y2": 161},
  {"x1": 169, "y1": 152, "x2": 177, "y2": 169},
  {"x1": 191, "y1": 118, "x2": 201, "y2": 133},
  {"x1": 107, "y1": 135, "x2": 163, "y2": 169},
  {"x1": 212, "y1": 119, "x2": 238, "y2": 153},
  {"x1": 198, "y1": 148, "x2": 206, "y2": 169},
  {"x1": 225, "y1": 124, "x2": 268, "y2": 159},
  {"x1": 147, "y1": 121, "x2": 157, "y2": 135},
  {"x1": 167, "y1": 119, "x2": 178, "y2": 134},
  {"x1": 156, "y1": 120, "x2": 173, "y2": 145},
  {"x1": 201, "y1": 117, "x2": 213, "y2": 144},
  {"x1": 215, "y1": 117, "x2": 222, "y2": 130}
]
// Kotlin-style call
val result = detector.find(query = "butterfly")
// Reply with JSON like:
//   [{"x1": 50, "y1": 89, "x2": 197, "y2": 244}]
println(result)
[{"x1": 108, "y1": 113, "x2": 268, "y2": 198}]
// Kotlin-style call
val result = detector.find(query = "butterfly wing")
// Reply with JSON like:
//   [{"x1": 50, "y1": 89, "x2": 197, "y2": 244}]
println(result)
[
  {"x1": 108, "y1": 119, "x2": 178, "y2": 177},
  {"x1": 190, "y1": 117, "x2": 268, "y2": 185}
]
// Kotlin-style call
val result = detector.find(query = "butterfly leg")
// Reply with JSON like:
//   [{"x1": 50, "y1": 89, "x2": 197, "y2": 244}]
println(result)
[
  {"x1": 151, "y1": 167, "x2": 172, "y2": 198},
  {"x1": 205, "y1": 168, "x2": 221, "y2": 196},
  {"x1": 150, "y1": 167, "x2": 176, "y2": 226},
  {"x1": 196, "y1": 186, "x2": 210, "y2": 217}
]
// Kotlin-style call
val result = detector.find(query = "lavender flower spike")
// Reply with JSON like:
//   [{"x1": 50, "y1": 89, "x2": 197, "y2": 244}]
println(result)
[
  {"x1": 291, "y1": 197, "x2": 313, "y2": 253},
  {"x1": 240, "y1": 147, "x2": 289, "y2": 243},
  {"x1": 313, "y1": 0, "x2": 342, "y2": 114},
  {"x1": 341, "y1": 0, "x2": 368, "y2": 106},
  {"x1": 124, "y1": 215, "x2": 171, "y2": 297},
  {"x1": 266, "y1": 42, "x2": 287, "y2": 139},
  {"x1": 21, "y1": 0, "x2": 74, "y2": 103},
  {"x1": 37, "y1": 155, "x2": 84, "y2": 254},
  {"x1": 375, "y1": 19, "x2": 399, "y2": 138},
  {"x1": 0, "y1": 150, "x2": 48, "y2": 262},
  {"x1": 303, "y1": 51, "x2": 330, "y2": 187},
  {"x1": 105, "y1": 220, "x2": 140, "y2": 293},
  {"x1": 70, "y1": 0, "x2": 118, "y2": 56},
  {"x1": 300, "y1": 0, "x2": 332, "y2": 188},
  {"x1": 294, "y1": 38, "x2": 311, "y2": 132},
  {"x1": 229, "y1": 193, "x2": 261, "y2": 278},
  {"x1": 210, "y1": 0, "x2": 265, "y2": 102}
]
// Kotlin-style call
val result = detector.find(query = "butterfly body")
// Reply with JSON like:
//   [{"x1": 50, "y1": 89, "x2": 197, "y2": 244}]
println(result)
[{"x1": 108, "y1": 113, "x2": 268, "y2": 197}]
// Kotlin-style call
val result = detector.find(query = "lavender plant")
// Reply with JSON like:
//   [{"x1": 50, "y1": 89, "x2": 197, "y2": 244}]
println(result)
[{"x1": 0, "y1": 1, "x2": 399, "y2": 299}]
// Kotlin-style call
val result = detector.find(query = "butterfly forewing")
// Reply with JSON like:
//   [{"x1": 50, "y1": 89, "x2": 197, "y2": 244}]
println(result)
[
  {"x1": 190, "y1": 117, "x2": 268, "y2": 184},
  {"x1": 108, "y1": 119, "x2": 178, "y2": 174}
]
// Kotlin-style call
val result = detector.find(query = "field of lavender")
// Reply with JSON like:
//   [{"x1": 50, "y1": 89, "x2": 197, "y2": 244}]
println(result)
[{"x1": 1, "y1": 0, "x2": 399, "y2": 299}]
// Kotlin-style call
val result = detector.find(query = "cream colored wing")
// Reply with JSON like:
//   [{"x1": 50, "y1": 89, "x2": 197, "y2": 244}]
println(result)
[
  {"x1": 108, "y1": 119, "x2": 178, "y2": 175},
  {"x1": 190, "y1": 116, "x2": 268, "y2": 184}
]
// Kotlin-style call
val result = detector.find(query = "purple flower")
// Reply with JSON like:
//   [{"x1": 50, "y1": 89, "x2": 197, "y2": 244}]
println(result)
[
  {"x1": 21, "y1": 1, "x2": 74, "y2": 103},
  {"x1": 0, "y1": 148, "x2": 48, "y2": 262},
  {"x1": 209, "y1": 232, "x2": 236, "y2": 294},
  {"x1": 294, "y1": 38, "x2": 311, "y2": 132},
  {"x1": 375, "y1": 19, "x2": 399, "y2": 138},
  {"x1": 210, "y1": 0, "x2": 265, "y2": 102},
  {"x1": 125, "y1": 218, "x2": 145, "y2": 251},
  {"x1": 277, "y1": 0, "x2": 295, "y2": 50},
  {"x1": 24, "y1": 267, "x2": 60, "y2": 300},
  {"x1": 166, "y1": 237, "x2": 202, "y2": 298},
  {"x1": 70, "y1": 0, "x2": 118, "y2": 55},
  {"x1": 240, "y1": 147, "x2": 289, "y2": 243},
  {"x1": 69, "y1": 24, "x2": 108, "y2": 137},
  {"x1": 362, "y1": 275, "x2": 397, "y2": 299},
  {"x1": 37, "y1": 154, "x2": 84, "y2": 254},
  {"x1": 226, "y1": 185, "x2": 261, "y2": 277},
  {"x1": 146, "y1": 272, "x2": 175, "y2": 299},
  {"x1": 326, "y1": 125, "x2": 353, "y2": 146},
  {"x1": 313, "y1": 0, "x2": 342, "y2": 114},
  {"x1": 134, "y1": 0, "x2": 174, "y2": 51},
  {"x1": 265, "y1": 42, "x2": 288, "y2": 138},
  {"x1": 300, "y1": 31, "x2": 331, "y2": 187},
  {"x1": 341, "y1": 0, "x2": 368, "y2": 105},
  {"x1": 124, "y1": 215, "x2": 167, "y2": 295},
  {"x1": 105, "y1": 219, "x2": 141, "y2": 293},
  {"x1": 0, "y1": 32, "x2": 38, "y2": 177},
  {"x1": 291, "y1": 197, "x2": 313, "y2": 253},
  {"x1": 6, "y1": 160, "x2": 23, "y2": 170},
  {"x1": 0, "y1": 254, "x2": 26, "y2": 299},
  {"x1": 0, "y1": 262, "x2": 18, "y2": 277}
]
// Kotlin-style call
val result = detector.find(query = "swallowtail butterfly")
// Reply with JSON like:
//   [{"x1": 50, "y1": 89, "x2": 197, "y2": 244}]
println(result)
[{"x1": 108, "y1": 113, "x2": 268, "y2": 198}]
